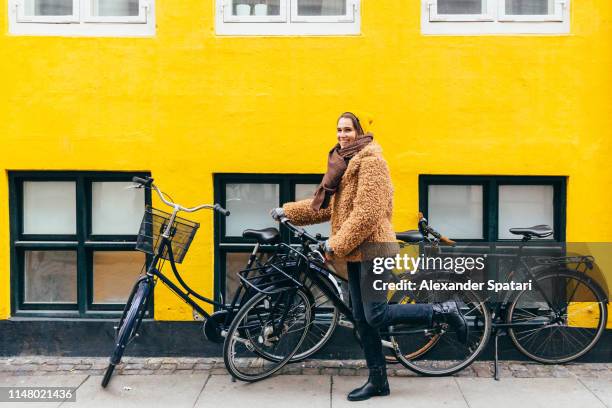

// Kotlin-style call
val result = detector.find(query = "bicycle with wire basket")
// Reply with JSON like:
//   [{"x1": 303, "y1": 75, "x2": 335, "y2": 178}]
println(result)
[{"x1": 101, "y1": 176, "x2": 338, "y2": 387}]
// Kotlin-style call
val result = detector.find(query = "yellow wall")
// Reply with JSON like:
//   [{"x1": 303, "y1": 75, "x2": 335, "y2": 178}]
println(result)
[{"x1": 1, "y1": 1, "x2": 611, "y2": 321}]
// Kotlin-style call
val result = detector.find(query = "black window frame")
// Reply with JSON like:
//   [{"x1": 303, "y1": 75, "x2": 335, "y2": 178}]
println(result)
[
  {"x1": 213, "y1": 173, "x2": 325, "y2": 305},
  {"x1": 418, "y1": 175, "x2": 567, "y2": 242},
  {"x1": 9, "y1": 171, "x2": 152, "y2": 318}
]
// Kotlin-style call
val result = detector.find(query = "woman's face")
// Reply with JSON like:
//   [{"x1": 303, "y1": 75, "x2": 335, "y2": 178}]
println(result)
[{"x1": 337, "y1": 117, "x2": 357, "y2": 149}]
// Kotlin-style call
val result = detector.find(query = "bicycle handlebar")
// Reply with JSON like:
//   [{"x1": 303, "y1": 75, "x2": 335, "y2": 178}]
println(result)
[
  {"x1": 131, "y1": 176, "x2": 230, "y2": 216},
  {"x1": 418, "y1": 212, "x2": 456, "y2": 246},
  {"x1": 279, "y1": 217, "x2": 324, "y2": 246}
]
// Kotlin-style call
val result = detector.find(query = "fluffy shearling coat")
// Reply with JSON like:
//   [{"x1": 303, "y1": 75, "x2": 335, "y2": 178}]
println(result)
[{"x1": 283, "y1": 141, "x2": 398, "y2": 266}]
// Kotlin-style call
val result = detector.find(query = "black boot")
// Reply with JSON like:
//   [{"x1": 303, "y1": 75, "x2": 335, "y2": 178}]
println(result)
[
  {"x1": 347, "y1": 367, "x2": 390, "y2": 402},
  {"x1": 432, "y1": 300, "x2": 469, "y2": 343}
]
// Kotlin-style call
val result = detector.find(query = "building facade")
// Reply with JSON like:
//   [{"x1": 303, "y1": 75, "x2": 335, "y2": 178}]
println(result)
[{"x1": 1, "y1": 0, "x2": 611, "y2": 355}]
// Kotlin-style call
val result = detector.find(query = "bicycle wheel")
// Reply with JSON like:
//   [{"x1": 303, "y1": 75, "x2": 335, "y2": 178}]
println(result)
[
  {"x1": 391, "y1": 272, "x2": 492, "y2": 376},
  {"x1": 289, "y1": 274, "x2": 340, "y2": 362},
  {"x1": 101, "y1": 277, "x2": 152, "y2": 388},
  {"x1": 223, "y1": 288, "x2": 312, "y2": 382},
  {"x1": 507, "y1": 268, "x2": 608, "y2": 364}
]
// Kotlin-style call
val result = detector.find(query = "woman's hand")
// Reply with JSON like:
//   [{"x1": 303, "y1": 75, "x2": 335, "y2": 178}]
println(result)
[
  {"x1": 270, "y1": 207, "x2": 285, "y2": 221},
  {"x1": 323, "y1": 239, "x2": 334, "y2": 261}
]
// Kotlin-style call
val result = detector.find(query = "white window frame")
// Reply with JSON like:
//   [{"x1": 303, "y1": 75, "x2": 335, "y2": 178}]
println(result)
[
  {"x1": 428, "y1": 0, "x2": 496, "y2": 22},
  {"x1": 497, "y1": 0, "x2": 565, "y2": 22},
  {"x1": 216, "y1": 0, "x2": 361, "y2": 36},
  {"x1": 422, "y1": 0, "x2": 570, "y2": 35},
  {"x1": 9, "y1": 0, "x2": 155, "y2": 36}
]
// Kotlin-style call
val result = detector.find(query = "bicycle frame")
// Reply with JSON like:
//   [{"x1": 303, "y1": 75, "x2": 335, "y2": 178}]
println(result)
[{"x1": 144, "y1": 232, "x2": 263, "y2": 330}]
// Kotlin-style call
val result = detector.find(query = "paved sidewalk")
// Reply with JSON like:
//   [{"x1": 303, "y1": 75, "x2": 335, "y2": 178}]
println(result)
[
  {"x1": 1, "y1": 371, "x2": 611, "y2": 408},
  {"x1": 0, "y1": 358, "x2": 611, "y2": 407},
  {"x1": 1, "y1": 357, "x2": 612, "y2": 379}
]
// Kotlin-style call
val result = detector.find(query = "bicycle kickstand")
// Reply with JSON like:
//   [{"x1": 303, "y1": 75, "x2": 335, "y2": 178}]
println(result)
[{"x1": 493, "y1": 329, "x2": 504, "y2": 381}]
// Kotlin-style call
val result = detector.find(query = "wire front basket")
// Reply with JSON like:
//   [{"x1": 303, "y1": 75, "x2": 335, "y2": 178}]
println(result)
[{"x1": 135, "y1": 206, "x2": 200, "y2": 263}]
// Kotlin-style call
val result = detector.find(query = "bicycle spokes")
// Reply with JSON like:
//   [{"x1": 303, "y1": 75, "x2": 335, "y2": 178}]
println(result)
[{"x1": 508, "y1": 271, "x2": 607, "y2": 363}]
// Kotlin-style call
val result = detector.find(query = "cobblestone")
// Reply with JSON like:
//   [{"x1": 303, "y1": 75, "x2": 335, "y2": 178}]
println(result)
[{"x1": 0, "y1": 357, "x2": 609, "y2": 379}]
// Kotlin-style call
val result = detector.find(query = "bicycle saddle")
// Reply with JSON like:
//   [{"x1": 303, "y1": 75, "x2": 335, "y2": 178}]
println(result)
[
  {"x1": 396, "y1": 229, "x2": 424, "y2": 243},
  {"x1": 242, "y1": 227, "x2": 281, "y2": 244},
  {"x1": 509, "y1": 225, "x2": 553, "y2": 238}
]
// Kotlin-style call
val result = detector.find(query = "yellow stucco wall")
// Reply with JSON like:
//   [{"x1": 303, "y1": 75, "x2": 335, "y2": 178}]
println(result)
[{"x1": 0, "y1": 1, "x2": 611, "y2": 321}]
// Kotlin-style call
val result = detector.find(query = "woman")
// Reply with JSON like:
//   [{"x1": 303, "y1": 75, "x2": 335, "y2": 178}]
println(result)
[{"x1": 270, "y1": 112, "x2": 467, "y2": 402}]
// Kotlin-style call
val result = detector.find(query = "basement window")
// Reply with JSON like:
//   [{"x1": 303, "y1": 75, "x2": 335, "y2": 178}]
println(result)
[
  {"x1": 422, "y1": 0, "x2": 570, "y2": 35},
  {"x1": 9, "y1": 0, "x2": 155, "y2": 37},
  {"x1": 216, "y1": 0, "x2": 361, "y2": 36}
]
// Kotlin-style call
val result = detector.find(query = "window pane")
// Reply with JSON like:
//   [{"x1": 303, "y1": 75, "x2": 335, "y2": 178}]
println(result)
[
  {"x1": 92, "y1": 182, "x2": 144, "y2": 235},
  {"x1": 498, "y1": 185, "x2": 554, "y2": 239},
  {"x1": 428, "y1": 185, "x2": 483, "y2": 239},
  {"x1": 225, "y1": 252, "x2": 272, "y2": 299},
  {"x1": 23, "y1": 181, "x2": 76, "y2": 235},
  {"x1": 295, "y1": 184, "x2": 331, "y2": 237},
  {"x1": 24, "y1": 0, "x2": 73, "y2": 16},
  {"x1": 232, "y1": 0, "x2": 280, "y2": 16},
  {"x1": 225, "y1": 183, "x2": 279, "y2": 237},
  {"x1": 505, "y1": 0, "x2": 553, "y2": 15},
  {"x1": 24, "y1": 251, "x2": 77, "y2": 303},
  {"x1": 297, "y1": 0, "x2": 346, "y2": 16},
  {"x1": 90, "y1": 0, "x2": 139, "y2": 16},
  {"x1": 93, "y1": 251, "x2": 144, "y2": 303},
  {"x1": 437, "y1": 0, "x2": 483, "y2": 14}
]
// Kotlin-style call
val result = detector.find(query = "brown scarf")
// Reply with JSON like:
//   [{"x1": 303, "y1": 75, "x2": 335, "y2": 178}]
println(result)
[{"x1": 311, "y1": 132, "x2": 374, "y2": 211}]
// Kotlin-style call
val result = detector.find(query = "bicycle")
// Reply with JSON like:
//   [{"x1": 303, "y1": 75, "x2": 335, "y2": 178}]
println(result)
[
  {"x1": 482, "y1": 225, "x2": 609, "y2": 379},
  {"x1": 102, "y1": 177, "x2": 335, "y2": 387},
  {"x1": 223, "y1": 214, "x2": 493, "y2": 380}
]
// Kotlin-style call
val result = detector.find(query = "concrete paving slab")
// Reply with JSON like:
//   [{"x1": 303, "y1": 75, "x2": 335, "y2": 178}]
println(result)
[
  {"x1": 578, "y1": 378, "x2": 612, "y2": 408},
  {"x1": 456, "y1": 378, "x2": 606, "y2": 408},
  {"x1": 65, "y1": 373, "x2": 207, "y2": 408},
  {"x1": 332, "y1": 376, "x2": 469, "y2": 408},
  {"x1": 195, "y1": 375, "x2": 330, "y2": 408},
  {"x1": 0, "y1": 374, "x2": 88, "y2": 408}
]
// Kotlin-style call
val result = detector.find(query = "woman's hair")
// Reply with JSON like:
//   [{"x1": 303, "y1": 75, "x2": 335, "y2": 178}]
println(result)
[{"x1": 338, "y1": 112, "x2": 365, "y2": 136}]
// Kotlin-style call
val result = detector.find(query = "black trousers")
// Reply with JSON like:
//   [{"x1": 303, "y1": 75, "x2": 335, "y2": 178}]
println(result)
[{"x1": 347, "y1": 261, "x2": 433, "y2": 370}]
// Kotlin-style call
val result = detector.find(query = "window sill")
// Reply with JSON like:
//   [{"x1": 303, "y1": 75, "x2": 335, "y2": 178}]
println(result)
[
  {"x1": 8, "y1": 21, "x2": 156, "y2": 37},
  {"x1": 421, "y1": 20, "x2": 570, "y2": 36}
]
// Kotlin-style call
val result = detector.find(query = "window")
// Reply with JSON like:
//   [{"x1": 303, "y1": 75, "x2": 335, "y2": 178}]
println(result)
[
  {"x1": 216, "y1": 0, "x2": 360, "y2": 36},
  {"x1": 214, "y1": 174, "x2": 329, "y2": 302},
  {"x1": 9, "y1": 0, "x2": 155, "y2": 36},
  {"x1": 9, "y1": 172, "x2": 151, "y2": 317},
  {"x1": 422, "y1": 0, "x2": 569, "y2": 35},
  {"x1": 419, "y1": 175, "x2": 565, "y2": 241}
]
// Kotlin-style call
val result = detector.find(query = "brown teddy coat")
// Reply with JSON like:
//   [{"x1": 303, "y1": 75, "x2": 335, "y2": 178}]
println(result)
[{"x1": 283, "y1": 141, "x2": 398, "y2": 265}]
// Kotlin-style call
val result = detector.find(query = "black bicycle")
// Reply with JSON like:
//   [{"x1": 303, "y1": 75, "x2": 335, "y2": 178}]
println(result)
[
  {"x1": 483, "y1": 225, "x2": 609, "y2": 379},
  {"x1": 101, "y1": 177, "x2": 337, "y2": 387}
]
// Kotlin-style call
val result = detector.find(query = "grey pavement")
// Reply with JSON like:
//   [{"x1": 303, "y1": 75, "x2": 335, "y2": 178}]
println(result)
[{"x1": 0, "y1": 372, "x2": 610, "y2": 408}]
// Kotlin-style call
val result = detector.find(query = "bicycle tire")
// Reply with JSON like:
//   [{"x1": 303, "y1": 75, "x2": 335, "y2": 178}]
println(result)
[
  {"x1": 391, "y1": 272, "x2": 492, "y2": 376},
  {"x1": 223, "y1": 289, "x2": 312, "y2": 382},
  {"x1": 101, "y1": 278, "x2": 152, "y2": 388},
  {"x1": 507, "y1": 268, "x2": 608, "y2": 364},
  {"x1": 289, "y1": 274, "x2": 340, "y2": 362}
]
